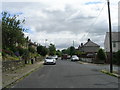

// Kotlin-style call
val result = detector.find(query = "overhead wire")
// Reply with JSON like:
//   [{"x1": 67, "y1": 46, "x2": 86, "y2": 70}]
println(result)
[{"x1": 80, "y1": 1, "x2": 107, "y2": 41}]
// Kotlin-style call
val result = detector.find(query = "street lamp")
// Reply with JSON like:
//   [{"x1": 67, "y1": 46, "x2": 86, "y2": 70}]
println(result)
[{"x1": 45, "y1": 39, "x2": 47, "y2": 47}]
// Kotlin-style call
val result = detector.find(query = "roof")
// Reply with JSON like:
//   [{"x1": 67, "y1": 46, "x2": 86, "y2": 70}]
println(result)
[
  {"x1": 106, "y1": 32, "x2": 120, "y2": 42},
  {"x1": 29, "y1": 42, "x2": 38, "y2": 46},
  {"x1": 83, "y1": 39, "x2": 100, "y2": 47}
]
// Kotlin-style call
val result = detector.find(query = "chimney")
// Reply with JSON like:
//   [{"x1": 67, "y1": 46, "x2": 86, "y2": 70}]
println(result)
[
  {"x1": 88, "y1": 39, "x2": 90, "y2": 42},
  {"x1": 81, "y1": 43, "x2": 83, "y2": 46}
]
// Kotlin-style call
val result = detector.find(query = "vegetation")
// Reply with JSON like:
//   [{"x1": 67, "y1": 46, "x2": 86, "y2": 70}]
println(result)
[
  {"x1": 56, "y1": 50, "x2": 62, "y2": 57},
  {"x1": 2, "y1": 12, "x2": 26, "y2": 51},
  {"x1": 113, "y1": 50, "x2": 120, "y2": 65},
  {"x1": 97, "y1": 49, "x2": 106, "y2": 61},
  {"x1": 37, "y1": 45, "x2": 49, "y2": 56},
  {"x1": 2, "y1": 11, "x2": 39, "y2": 61},
  {"x1": 69, "y1": 46, "x2": 76, "y2": 56},
  {"x1": 61, "y1": 46, "x2": 83, "y2": 57},
  {"x1": 48, "y1": 44, "x2": 56, "y2": 56},
  {"x1": 28, "y1": 46, "x2": 36, "y2": 53}
]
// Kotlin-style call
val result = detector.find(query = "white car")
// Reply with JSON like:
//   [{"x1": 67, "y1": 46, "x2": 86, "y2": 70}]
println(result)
[
  {"x1": 52, "y1": 55, "x2": 58, "y2": 60},
  {"x1": 44, "y1": 56, "x2": 56, "y2": 65},
  {"x1": 71, "y1": 55, "x2": 79, "y2": 61}
]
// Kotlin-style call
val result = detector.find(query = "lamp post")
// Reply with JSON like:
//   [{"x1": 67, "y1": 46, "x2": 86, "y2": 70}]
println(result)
[
  {"x1": 45, "y1": 39, "x2": 47, "y2": 47},
  {"x1": 107, "y1": 0, "x2": 113, "y2": 73}
]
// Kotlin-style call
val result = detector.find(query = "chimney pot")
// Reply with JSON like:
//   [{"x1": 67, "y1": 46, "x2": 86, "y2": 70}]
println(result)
[
  {"x1": 88, "y1": 39, "x2": 90, "y2": 42},
  {"x1": 81, "y1": 43, "x2": 83, "y2": 46}
]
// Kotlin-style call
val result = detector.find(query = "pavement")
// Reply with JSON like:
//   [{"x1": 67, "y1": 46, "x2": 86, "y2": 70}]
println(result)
[
  {"x1": 12, "y1": 59, "x2": 118, "y2": 88},
  {"x1": 2, "y1": 60, "x2": 44, "y2": 88},
  {"x1": 78, "y1": 61, "x2": 119, "y2": 75}
]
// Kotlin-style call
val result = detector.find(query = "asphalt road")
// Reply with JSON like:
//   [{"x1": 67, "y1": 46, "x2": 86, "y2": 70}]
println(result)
[{"x1": 13, "y1": 59, "x2": 118, "y2": 88}]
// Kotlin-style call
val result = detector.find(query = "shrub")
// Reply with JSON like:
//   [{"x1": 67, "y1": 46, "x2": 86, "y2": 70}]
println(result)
[
  {"x1": 116, "y1": 50, "x2": 120, "y2": 65},
  {"x1": 97, "y1": 49, "x2": 106, "y2": 61},
  {"x1": 28, "y1": 46, "x2": 36, "y2": 53}
]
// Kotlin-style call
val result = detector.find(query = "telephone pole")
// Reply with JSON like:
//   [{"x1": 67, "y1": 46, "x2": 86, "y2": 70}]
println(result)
[{"x1": 107, "y1": 0, "x2": 113, "y2": 73}]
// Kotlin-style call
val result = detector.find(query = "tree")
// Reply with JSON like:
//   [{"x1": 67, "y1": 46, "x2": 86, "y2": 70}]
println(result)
[
  {"x1": 28, "y1": 46, "x2": 36, "y2": 53},
  {"x1": 69, "y1": 46, "x2": 75, "y2": 56},
  {"x1": 37, "y1": 45, "x2": 48, "y2": 56},
  {"x1": 97, "y1": 49, "x2": 106, "y2": 61},
  {"x1": 115, "y1": 50, "x2": 120, "y2": 65},
  {"x1": 48, "y1": 44, "x2": 56, "y2": 56},
  {"x1": 2, "y1": 12, "x2": 26, "y2": 50},
  {"x1": 56, "y1": 50, "x2": 62, "y2": 57},
  {"x1": 62, "y1": 49, "x2": 68, "y2": 54}
]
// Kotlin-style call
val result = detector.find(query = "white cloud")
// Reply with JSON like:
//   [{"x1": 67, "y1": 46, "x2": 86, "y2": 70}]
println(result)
[{"x1": 2, "y1": 0, "x2": 119, "y2": 49}]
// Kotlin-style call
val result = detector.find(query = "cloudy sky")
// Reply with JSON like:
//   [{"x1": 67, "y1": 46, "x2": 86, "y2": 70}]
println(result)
[{"x1": 2, "y1": 0, "x2": 119, "y2": 50}]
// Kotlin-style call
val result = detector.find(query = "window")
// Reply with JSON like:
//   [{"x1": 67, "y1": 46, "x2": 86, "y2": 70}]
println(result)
[{"x1": 113, "y1": 42, "x2": 116, "y2": 47}]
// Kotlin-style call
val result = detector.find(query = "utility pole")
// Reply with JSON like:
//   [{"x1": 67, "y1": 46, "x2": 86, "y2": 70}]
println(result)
[{"x1": 107, "y1": 0, "x2": 113, "y2": 73}]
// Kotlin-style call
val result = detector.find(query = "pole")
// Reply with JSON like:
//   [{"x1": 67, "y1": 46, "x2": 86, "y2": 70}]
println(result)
[
  {"x1": 107, "y1": 0, "x2": 113, "y2": 73},
  {"x1": 73, "y1": 40, "x2": 74, "y2": 47},
  {"x1": 45, "y1": 39, "x2": 47, "y2": 47}
]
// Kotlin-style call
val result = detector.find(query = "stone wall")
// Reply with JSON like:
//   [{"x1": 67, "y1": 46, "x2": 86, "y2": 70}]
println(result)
[
  {"x1": 2, "y1": 56, "x2": 44, "y2": 72},
  {"x1": 2, "y1": 60, "x2": 25, "y2": 72}
]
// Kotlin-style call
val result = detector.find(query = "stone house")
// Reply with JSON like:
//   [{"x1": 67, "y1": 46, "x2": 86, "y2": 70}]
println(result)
[{"x1": 78, "y1": 39, "x2": 100, "y2": 54}]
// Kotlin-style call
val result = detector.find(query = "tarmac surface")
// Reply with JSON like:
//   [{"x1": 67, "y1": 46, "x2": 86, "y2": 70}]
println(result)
[
  {"x1": 2, "y1": 61, "x2": 43, "y2": 88},
  {"x1": 12, "y1": 59, "x2": 118, "y2": 88}
]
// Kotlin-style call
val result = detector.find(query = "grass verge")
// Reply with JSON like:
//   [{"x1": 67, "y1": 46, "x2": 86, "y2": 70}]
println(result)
[{"x1": 101, "y1": 69, "x2": 120, "y2": 78}]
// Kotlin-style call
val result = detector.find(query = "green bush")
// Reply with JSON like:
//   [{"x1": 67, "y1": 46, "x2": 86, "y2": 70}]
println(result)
[
  {"x1": 17, "y1": 47, "x2": 26, "y2": 56},
  {"x1": 28, "y1": 46, "x2": 36, "y2": 53},
  {"x1": 112, "y1": 51, "x2": 120, "y2": 65},
  {"x1": 97, "y1": 49, "x2": 106, "y2": 61},
  {"x1": 2, "y1": 48, "x2": 14, "y2": 56}
]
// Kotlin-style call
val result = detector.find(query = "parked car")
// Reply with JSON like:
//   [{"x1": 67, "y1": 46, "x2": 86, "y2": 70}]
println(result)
[
  {"x1": 86, "y1": 53, "x2": 95, "y2": 58},
  {"x1": 71, "y1": 55, "x2": 79, "y2": 61},
  {"x1": 67, "y1": 55, "x2": 71, "y2": 59},
  {"x1": 44, "y1": 56, "x2": 56, "y2": 65},
  {"x1": 52, "y1": 55, "x2": 58, "y2": 60},
  {"x1": 61, "y1": 54, "x2": 68, "y2": 60}
]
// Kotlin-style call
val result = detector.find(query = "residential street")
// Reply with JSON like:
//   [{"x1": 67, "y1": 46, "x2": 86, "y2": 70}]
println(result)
[{"x1": 12, "y1": 59, "x2": 118, "y2": 88}]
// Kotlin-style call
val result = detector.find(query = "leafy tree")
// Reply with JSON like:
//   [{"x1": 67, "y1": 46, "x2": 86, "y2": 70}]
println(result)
[
  {"x1": 56, "y1": 50, "x2": 62, "y2": 57},
  {"x1": 62, "y1": 49, "x2": 68, "y2": 54},
  {"x1": 48, "y1": 43, "x2": 56, "y2": 56},
  {"x1": 97, "y1": 49, "x2": 106, "y2": 60},
  {"x1": 28, "y1": 46, "x2": 36, "y2": 53},
  {"x1": 2, "y1": 12, "x2": 26, "y2": 50},
  {"x1": 61, "y1": 46, "x2": 76, "y2": 56},
  {"x1": 75, "y1": 50, "x2": 82, "y2": 56},
  {"x1": 37, "y1": 45, "x2": 48, "y2": 56},
  {"x1": 69, "y1": 46, "x2": 75, "y2": 56}
]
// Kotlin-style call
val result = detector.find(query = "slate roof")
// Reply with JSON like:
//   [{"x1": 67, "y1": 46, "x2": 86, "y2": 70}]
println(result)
[{"x1": 83, "y1": 39, "x2": 100, "y2": 47}]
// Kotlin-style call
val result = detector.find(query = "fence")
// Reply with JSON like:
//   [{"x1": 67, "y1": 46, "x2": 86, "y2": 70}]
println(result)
[{"x1": 80, "y1": 58, "x2": 93, "y2": 63}]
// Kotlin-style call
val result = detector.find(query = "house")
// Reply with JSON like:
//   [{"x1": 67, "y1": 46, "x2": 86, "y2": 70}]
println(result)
[
  {"x1": 78, "y1": 39, "x2": 100, "y2": 63},
  {"x1": 28, "y1": 41, "x2": 38, "y2": 51},
  {"x1": 104, "y1": 32, "x2": 120, "y2": 52},
  {"x1": 78, "y1": 39, "x2": 100, "y2": 54}
]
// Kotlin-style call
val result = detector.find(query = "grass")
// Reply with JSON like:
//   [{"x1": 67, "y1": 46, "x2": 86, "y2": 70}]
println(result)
[
  {"x1": 101, "y1": 69, "x2": 120, "y2": 78},
  {"x1": 3, "y1": 55, "x2": 20, "y2": 61}
]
